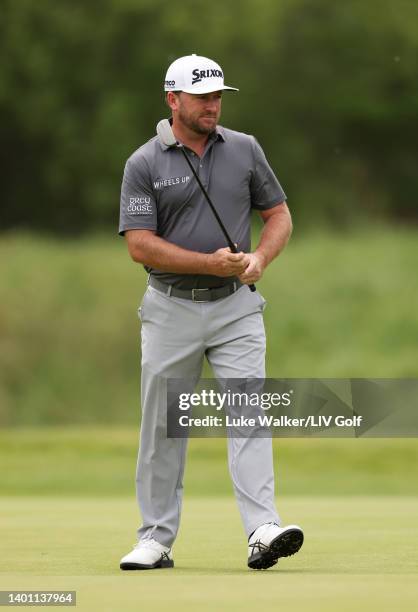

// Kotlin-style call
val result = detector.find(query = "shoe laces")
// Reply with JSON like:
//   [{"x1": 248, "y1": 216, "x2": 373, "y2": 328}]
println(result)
[
  {"x1": 248, "y1": 539, "x2": 270, "y2": 554},
  {"x1": 133, "y1": 537, "x2": 164, "y2": 551},
  {"x1": 248, "y1": 522, "x2": 280, "y2": 546}
]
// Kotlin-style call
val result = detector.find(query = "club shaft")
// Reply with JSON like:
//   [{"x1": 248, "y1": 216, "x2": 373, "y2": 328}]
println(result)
[
  {"x1": 180, "y1": 147, "x2": 256, "y2": 293},
  {"x1": 180, "y1": 148, "x2": 234, "y2": 248}
]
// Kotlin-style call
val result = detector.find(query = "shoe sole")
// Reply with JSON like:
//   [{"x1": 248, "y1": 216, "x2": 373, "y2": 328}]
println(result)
[
  {"x1": 248, "y1": 527, "x2": 304, "y2": 570},
  {"x1": 120, "y1": 559, "x2": 174, "y2": 571}
]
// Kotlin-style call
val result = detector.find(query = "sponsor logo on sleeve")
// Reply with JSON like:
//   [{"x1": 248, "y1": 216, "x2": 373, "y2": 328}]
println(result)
[{"x1": 127, "y1": 196, "x2": 153, "y2": 215}]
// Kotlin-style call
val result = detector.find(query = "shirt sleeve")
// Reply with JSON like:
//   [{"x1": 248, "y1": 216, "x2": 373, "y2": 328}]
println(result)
[
  {"x1": 249, "y1": 136, "x2": 287, "y2": 210},
  {"x1": 118, "y1": 155, "x2": 157, "y2": 235}
]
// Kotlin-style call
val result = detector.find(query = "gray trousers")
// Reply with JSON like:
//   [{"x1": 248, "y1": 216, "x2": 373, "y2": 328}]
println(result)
[{"x1": 135, "y1": 284, "x2": 281, "y2": 547}]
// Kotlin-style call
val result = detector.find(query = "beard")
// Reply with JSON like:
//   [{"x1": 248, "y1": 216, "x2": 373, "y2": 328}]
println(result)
[{"x1": 178, "y1": 106, "x2": 218, "y2": 135}]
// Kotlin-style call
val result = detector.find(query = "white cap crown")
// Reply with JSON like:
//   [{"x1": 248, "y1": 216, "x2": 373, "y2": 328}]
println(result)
[{"x1": 164, "y1": 54, "x2": 239, "y2": 94}]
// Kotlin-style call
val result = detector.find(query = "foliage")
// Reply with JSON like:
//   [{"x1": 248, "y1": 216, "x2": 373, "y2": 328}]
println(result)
[{"x1": 0, "y1": 0, "x2": 417, "y2": 232}]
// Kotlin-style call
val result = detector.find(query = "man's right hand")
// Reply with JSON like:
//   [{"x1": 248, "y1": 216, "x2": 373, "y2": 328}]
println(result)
[{"x1": 208, "y1": 247, "x2": 250, "y2": 277}]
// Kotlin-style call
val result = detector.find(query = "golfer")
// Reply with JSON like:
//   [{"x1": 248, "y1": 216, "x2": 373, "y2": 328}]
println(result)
[{"x1": 118, "y1": 54, "x2": 303, "y2": 570}]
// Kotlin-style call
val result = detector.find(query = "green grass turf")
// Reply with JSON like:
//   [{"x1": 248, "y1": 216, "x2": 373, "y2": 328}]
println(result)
[
  {"x1": 1, "y1": 427, "x2": 418, "y2": 497},
  {"x1": 0, "y1": 227, "x2": 417, "y2": 425},
  {"x1": 1, "y1": 496, "x2": 417, "y2": 611}
]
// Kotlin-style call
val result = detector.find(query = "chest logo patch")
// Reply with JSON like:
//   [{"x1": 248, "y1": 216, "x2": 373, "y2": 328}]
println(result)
[{"x1": 153, "y1": 176, "x2": 190, "y2": 190}]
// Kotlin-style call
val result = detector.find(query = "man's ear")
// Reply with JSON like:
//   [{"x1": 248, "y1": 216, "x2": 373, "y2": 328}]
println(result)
[{"x1": 166, "y1": 91, "x2": 180, "y2": 111}]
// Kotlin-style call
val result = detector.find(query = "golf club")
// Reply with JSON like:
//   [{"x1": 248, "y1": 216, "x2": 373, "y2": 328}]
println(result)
[{"x1": 156, "y1": 119, "x2": 256, "y2": 293}]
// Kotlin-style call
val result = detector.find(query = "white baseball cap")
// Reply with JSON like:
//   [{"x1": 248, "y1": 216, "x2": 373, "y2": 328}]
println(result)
[{"x1": 164, "y1": 54, "x2": 239, "y2": 94}]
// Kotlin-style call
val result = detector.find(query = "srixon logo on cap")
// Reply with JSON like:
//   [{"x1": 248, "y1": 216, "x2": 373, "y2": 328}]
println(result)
[{"x1": 191, "y1": 68, "x2": 223, "y2": 85}]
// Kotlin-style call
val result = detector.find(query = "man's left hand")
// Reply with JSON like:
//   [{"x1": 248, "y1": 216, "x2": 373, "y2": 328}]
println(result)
[{"x1": 238, "y1": 252, "x2": 266, "y2": 285}]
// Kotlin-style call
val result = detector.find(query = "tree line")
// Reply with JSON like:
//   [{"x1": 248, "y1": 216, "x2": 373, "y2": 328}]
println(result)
[{"x1": 0, "y1": 0, "x2": 417, "y2": 233}]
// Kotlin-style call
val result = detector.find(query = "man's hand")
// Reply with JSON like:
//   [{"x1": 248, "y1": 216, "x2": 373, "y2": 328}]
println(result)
[
  {"x1": 208, "y1": 247, "x2": 250, "y2": 277},
  {"x1": 238, "y1": 252, "x2": 266, "y2": 285}
]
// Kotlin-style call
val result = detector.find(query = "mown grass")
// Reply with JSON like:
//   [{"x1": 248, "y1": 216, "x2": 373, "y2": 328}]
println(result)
[
  {"x1": 1, "y1": 496, "x2": 417, "y2": 611},
  {"x1": 1, "y1": 227, "x2": 417, "y2": 610},
  {"x1": 0, "y1": 226, "x2": 417, "y2": 425},
  {"x1": 0, "y1": 427, "x2": 417, "y2": 497}
]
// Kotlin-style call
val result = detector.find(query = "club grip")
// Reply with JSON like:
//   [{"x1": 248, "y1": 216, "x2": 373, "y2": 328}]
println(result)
[{"x1": 229, "y1": 244, "x2": 256, "y2": 293}]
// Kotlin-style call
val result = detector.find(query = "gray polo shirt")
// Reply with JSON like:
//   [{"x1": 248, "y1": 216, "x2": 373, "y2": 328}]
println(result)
[{"x1": 119, "y1": 124, "x2": 286, "y2": 289}]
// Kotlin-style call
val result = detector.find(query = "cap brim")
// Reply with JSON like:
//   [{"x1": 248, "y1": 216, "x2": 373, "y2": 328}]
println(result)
[{"x1": 180, "y1": 84, "x2": 239, "y2": 94}]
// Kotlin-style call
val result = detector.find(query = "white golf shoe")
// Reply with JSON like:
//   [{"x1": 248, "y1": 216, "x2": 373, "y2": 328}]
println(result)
[
  {"x1": 120, "y1": 537, "x2": 174, "y2": 570},
  {"x1": 247, "y1": 523, "x2": 304, "y2": 570}
]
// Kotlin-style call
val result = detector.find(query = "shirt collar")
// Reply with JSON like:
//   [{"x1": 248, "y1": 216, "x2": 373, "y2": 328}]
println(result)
[{"x1": 159, "y1": 118, "x2": 226, "y2": 151}]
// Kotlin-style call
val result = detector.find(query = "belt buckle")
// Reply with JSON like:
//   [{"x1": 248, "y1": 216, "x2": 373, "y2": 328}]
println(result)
[{"x1": 192, "y1": 288, "x2": 211, "y2": 303}]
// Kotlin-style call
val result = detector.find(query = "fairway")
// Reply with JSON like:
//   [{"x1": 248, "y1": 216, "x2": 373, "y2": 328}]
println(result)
[{"x1": 1, "y1": 496, "x2": 417, "y2": 611}]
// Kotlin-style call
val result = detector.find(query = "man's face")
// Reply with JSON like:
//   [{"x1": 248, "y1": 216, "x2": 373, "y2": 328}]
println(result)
[{"x1": 173, "y1": 91, "x2": 222, "y2": 135}]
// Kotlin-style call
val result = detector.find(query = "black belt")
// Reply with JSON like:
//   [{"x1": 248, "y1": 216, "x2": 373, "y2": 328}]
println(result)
[{"x1": 148, "y1": 276, "x2": 241, "y2": 302}]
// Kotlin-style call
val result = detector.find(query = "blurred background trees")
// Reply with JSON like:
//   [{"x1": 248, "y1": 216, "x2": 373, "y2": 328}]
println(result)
[{"x1": 1, "y1": 0, "x2": 417, "y2": 233}]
